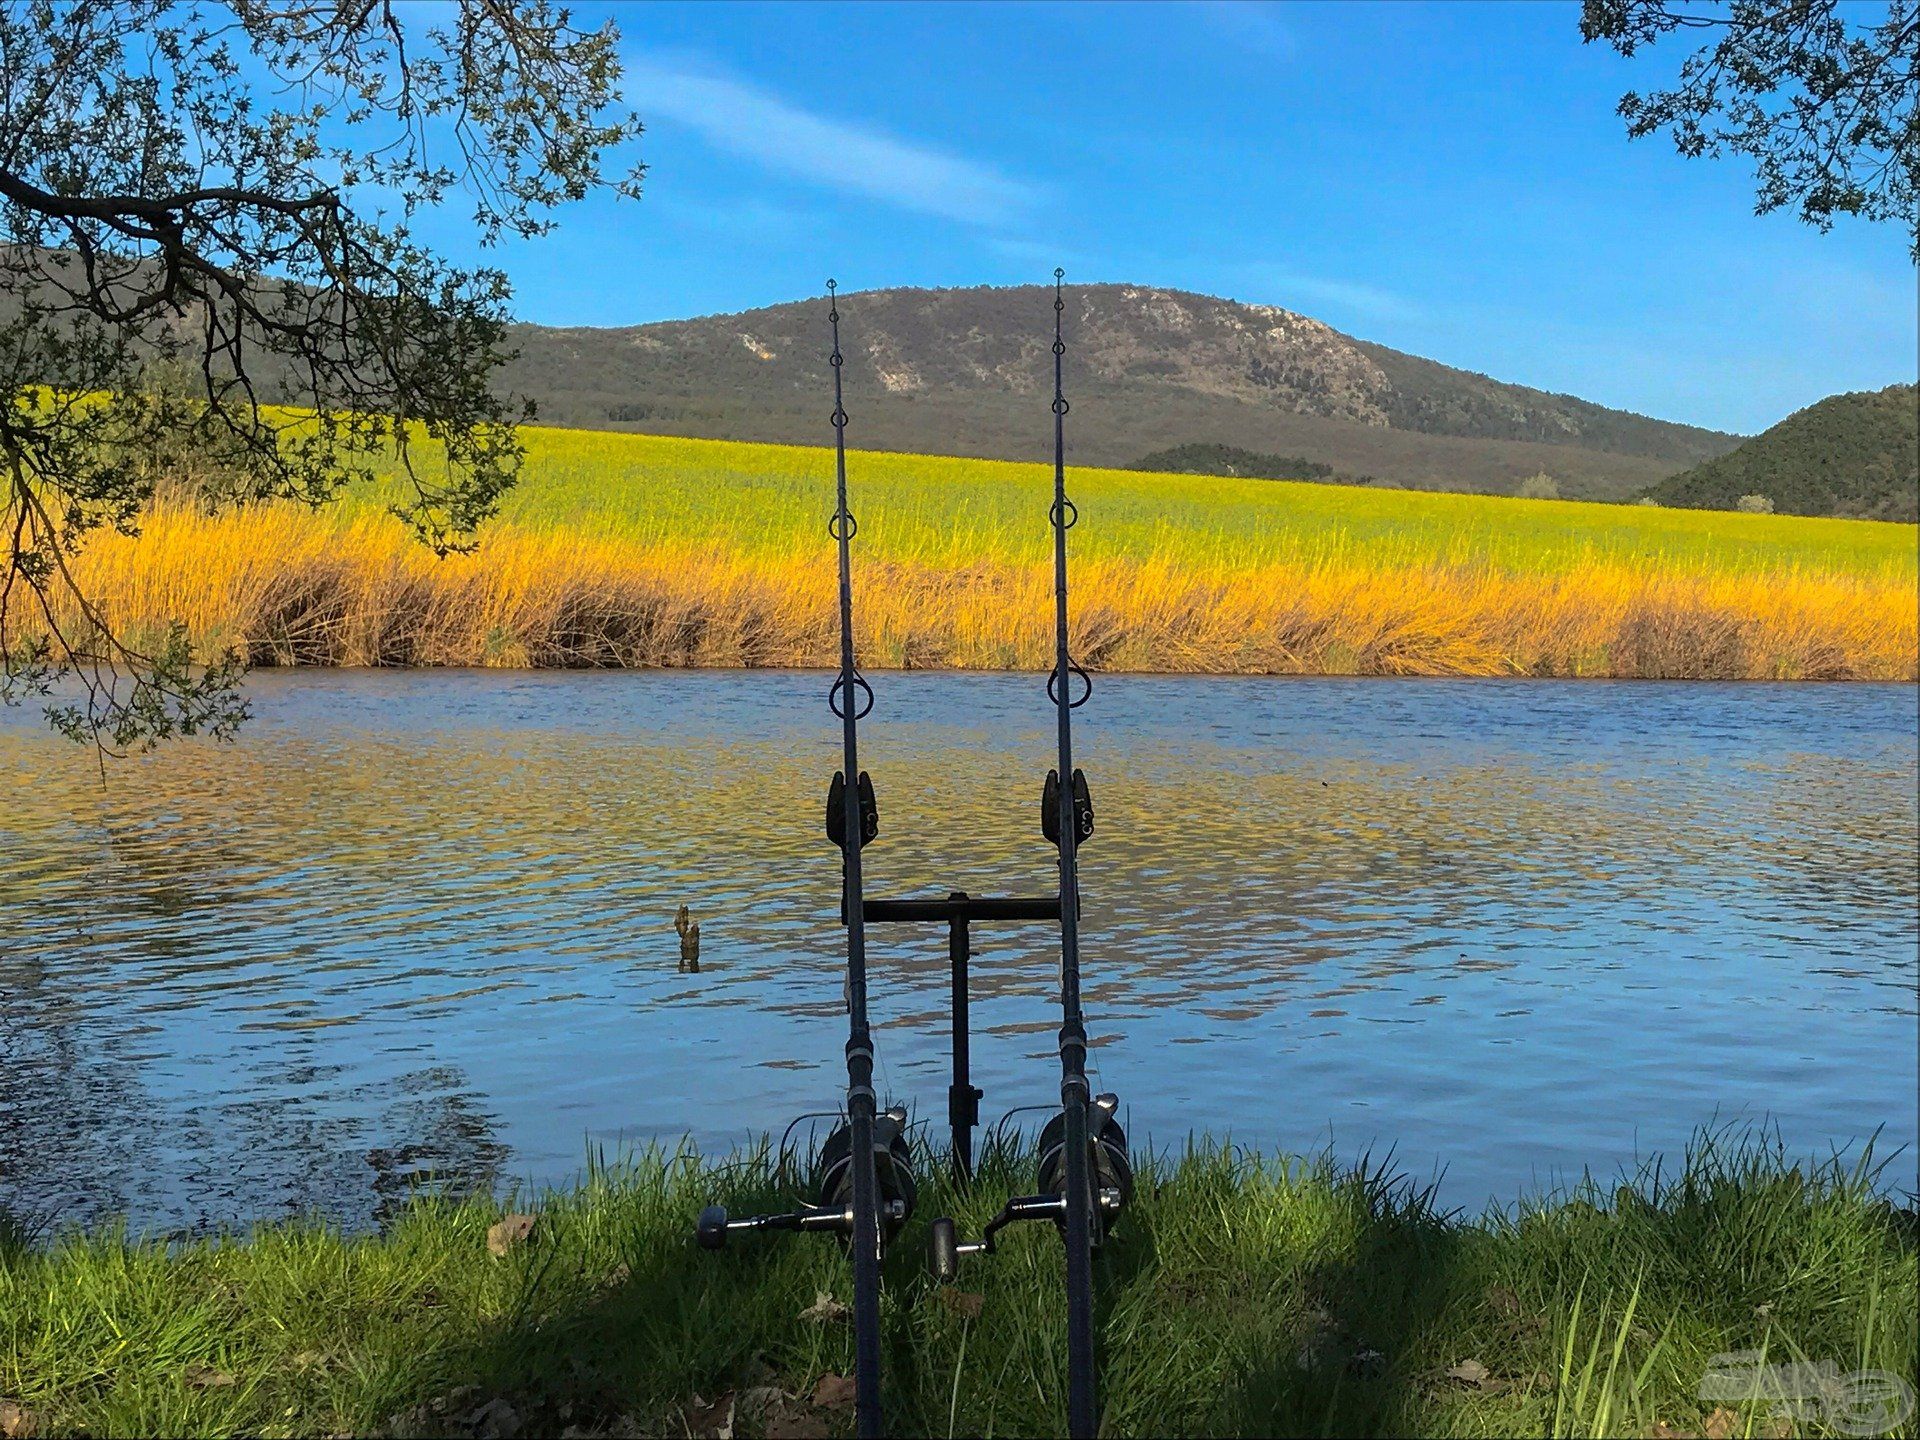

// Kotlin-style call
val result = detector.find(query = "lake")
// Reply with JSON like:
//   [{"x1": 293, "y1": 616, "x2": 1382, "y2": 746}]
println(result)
[{"x1": 2, "y1": 670, "x2": 1915, "y2": 1233}]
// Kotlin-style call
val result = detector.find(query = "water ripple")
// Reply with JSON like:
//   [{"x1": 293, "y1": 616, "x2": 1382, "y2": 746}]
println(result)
[{"x1": 2, "y1": 671, "x2": 1914, "y2": 1231}]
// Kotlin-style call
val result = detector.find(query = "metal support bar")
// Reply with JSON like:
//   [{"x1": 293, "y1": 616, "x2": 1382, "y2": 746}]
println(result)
[
  {"x1": 945, "y1": 893, "x2": 982, "y2": 1182},
  {"x1": 855, "y1": 891, "x2": 1066, "y2": 1184},
  {"x1": 864, "y1": 896, "x2": 1061, "y2": 923}
]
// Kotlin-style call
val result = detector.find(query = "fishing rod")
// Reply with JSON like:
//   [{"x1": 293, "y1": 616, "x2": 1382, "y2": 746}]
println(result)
[
  {"x1": 927, "y1": 271, "x2": 1134, "y2": 1440},
  {"x1": 693, "y1": 280, "x2": 915, "y2": 1440}
]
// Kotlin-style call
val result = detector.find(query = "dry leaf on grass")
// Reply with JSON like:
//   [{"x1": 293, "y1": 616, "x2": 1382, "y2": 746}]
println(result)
[
  {"x1": 811, "y1": 1374, "x2": 858, "y2": 1410},
  {"x1": 680, "y1": 1392, "x2": 735, "y2": 1440},
  {"x1": 486, "y1": 1214, "x2": 537, "y2": 1257},
  {"x1": 0, "y1": 1399, "x2": 33, "y2": 1440},
  {"x1": 934, "y1": 1288, "x2": 985, "y2": 1319},
  {"x1": 1645, "y1": 1423, "x2": 1699, "y2": 1439},
  {"x1": 184, "y1": 1365, "x2": 236, "y2": 1388},
  {"x1": 735, "y1": 1388, "x2": 788, "y2": 1422},
  {"x1": 798, "y1": 1290, "x2": 850, "y2": 1325},
  {"x1": 1702, "y1": 1408, "x2": 1740, "y2": 1440},
  {"x1": 1446, "y1": 1358, "x2": 1490, "y2": 1386},
  {"x1": 739, "y1": 1387, "x2": 832, "y2": 1440},
  {"x1": 765, "y1": 1413, "x2": 830, "y2": 1440}
]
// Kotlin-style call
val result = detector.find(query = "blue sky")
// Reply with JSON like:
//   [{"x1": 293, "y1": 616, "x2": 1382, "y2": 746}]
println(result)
[{"x1": 430, "y1": 1, "x2": 1917, "y2": 436}]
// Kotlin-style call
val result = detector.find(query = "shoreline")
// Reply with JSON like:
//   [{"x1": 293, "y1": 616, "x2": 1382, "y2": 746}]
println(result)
[
  {"x1": 222, "y1": 659, "x2": 1920, "y2": 683},
  {"x1": 4, "y1": 1135, "x2": 1914, "y2": 1438}
]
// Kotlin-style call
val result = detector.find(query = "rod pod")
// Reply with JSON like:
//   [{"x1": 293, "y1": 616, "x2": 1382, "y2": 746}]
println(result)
[
  {"x1": 925, "y1": 273, "x2": 1132, "y2": 1440},
  {"x1": 690, "y1": 282, "x2": 909, "y2": 1440}
]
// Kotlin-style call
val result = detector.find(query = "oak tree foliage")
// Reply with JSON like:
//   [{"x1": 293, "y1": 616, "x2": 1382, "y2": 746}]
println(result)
[
  {"x1": 1582, "y1": 0, "x2": 1919, "y2": 257},
  {"x1": 0, "y1": 0, "x2": 642, "y2": 749}
]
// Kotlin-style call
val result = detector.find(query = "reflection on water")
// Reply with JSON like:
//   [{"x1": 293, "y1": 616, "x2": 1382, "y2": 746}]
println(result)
[{"x1": 2, "y1": 671, "x2": 1915, "y2": 1231}]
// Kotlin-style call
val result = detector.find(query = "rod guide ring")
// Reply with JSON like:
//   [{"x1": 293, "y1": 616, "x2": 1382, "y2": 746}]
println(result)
[
  {"x1": 1046, "y1": 664, "x2": 1093, "y2": 709},
  {"x1": 829, "y1": 671, "x2": 876, "y2": 720}
]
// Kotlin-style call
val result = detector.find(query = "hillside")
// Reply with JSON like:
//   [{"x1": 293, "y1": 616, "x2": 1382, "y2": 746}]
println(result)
[
  {"x1": 1645, "y1": 385, "x2": 1919, "y2": 522},
  {"x1": 497, "y1": 284, "x2": 1740, "y2": 500}
]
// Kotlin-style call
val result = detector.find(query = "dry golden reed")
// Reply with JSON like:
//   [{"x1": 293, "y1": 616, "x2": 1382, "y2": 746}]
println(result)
[{"x1": 64, "y1": 498, "x2": 1918, "y2": 681}]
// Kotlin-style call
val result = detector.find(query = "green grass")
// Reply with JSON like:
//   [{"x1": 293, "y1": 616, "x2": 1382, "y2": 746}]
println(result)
[
  {"x1": 3, "y1": 1131, "x2": 1913, "y2": 1438},
  {"x1": 353, "y1": 428, "x2": 1919, "y2": 580}
]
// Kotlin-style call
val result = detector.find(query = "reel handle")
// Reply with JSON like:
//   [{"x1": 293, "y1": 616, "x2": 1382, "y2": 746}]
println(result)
[
  {"x1": 694, "y1": 1104, "x2": 915, "y2": 1252},
  {"x1": 929, "y1": 1216, "x2": 960, "y2": 1282},
  {"x1": 930, "y1": 1092, "x2": 1130, "y2": 1280},
  {"x1": 926, "y1": 1189, "x2": 1123, "y2": 1279},
  {"x1": 696, "y1": 1199, "x2": 909, "y2": 1250}
]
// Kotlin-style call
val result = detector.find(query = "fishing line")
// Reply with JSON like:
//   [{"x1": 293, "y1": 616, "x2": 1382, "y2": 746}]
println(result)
[
  {"x1": 693, "y1": 280, "x2": 915, "y2": 1440},
  {"x1": 926, "y1": 273, "x2": 1134, "y2": 1440}
]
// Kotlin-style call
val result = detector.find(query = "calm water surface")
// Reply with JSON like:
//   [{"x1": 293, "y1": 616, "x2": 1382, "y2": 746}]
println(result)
[{"x1": 2, "y1": 671, "x2": 1915, "y2": 1231}]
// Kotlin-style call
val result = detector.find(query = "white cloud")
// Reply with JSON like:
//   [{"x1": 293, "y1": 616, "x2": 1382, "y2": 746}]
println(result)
[
  {"x1": 1241, "y1": 267, "x2": 1430, "y2": 324},
  {"x1": 983, "y1": 235, "x2": 1091, "y2": 272},
  {"x1": 1197, "y1": 2, "x2": 1299, "y2": 61},
  {"x1": 652, "y1": 191, "x2": 818, "y2": 238},
  {"x1": 628, "y1": 59, "x2": 1039, "y2": 227}
]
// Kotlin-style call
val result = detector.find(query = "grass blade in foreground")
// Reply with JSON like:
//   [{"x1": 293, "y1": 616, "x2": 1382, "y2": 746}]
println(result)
[{"x1": 2, "y1": 1131, "x2": 1912, "y2": 1438}]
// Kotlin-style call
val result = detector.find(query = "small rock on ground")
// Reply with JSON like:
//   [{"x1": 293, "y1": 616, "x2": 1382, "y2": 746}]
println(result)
[{"x1": 468, "y1": 1398, "x2": 520, "y2": 1439}]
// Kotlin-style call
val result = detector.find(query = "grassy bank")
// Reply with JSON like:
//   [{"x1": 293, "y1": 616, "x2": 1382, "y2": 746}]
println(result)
[
  {"x1": 60, "y1": 429, "x2": 1920, "y2": 680},
  {"x1": 2, "y1": 1134, "x2": 1913, "y2": 1438}
]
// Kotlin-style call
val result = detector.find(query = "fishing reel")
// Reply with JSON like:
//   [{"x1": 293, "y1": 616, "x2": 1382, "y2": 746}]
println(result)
[
  {"x1": 927, "y1": 1093, "x2": 1133, "y2": 1282},
  {"x1": 696, "y1": 1105, "x2": 918, "y2": 1254}
]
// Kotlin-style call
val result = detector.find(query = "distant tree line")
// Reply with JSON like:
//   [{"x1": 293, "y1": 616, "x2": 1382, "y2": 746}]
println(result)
[{"x1": 1127, "y1": 443, "x2": 1378, "y2": 486}]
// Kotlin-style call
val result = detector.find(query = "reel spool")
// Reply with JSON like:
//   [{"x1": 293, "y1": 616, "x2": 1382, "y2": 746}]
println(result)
[
  {"x1": 927, "y1": 1093, "x2": 1131, "y2": 1282},
  {"x1": 696, "y1": 1105, "x2": 917, "y2": 1252},
  {"x1": 815, "y1": 1105, "x2": 918, "y2": 1241},
  {"x1": 1035, "y1": 1093, "x2": 1132, "y2": 1218}
]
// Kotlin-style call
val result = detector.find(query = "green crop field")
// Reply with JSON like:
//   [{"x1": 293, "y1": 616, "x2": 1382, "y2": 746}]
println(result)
[{"x1": 370, "y1": 428, "x2": 1918, "y2": 579}]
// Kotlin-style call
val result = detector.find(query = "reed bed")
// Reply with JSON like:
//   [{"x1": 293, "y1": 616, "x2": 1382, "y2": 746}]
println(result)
[{"x1": 65, "y1": 493, "x2": 1918, "y2": 680}]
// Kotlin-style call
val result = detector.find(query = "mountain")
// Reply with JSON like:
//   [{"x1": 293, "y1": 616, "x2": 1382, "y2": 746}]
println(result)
[
  {"x1": 497, "y1": 284, "x2": 1741, "y2": 499},
  {"x1": 1644, "y1": 385, "x2": 1918, "y2": 522}
]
